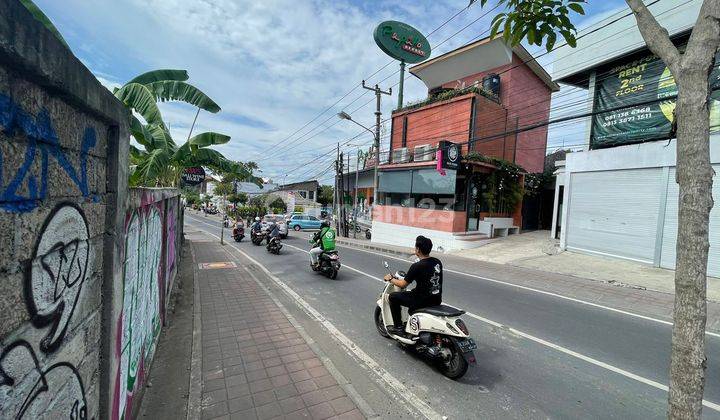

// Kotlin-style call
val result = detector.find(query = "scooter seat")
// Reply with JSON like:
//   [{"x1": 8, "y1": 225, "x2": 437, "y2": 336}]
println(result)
[{"x1": 411, "y1": 305, "x2": 465, "y2": 317}]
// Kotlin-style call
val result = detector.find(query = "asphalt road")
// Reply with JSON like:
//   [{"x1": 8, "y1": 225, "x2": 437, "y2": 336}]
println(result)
[{"x1": 185, "y1": 214, "x2": 720, "y2": 419}]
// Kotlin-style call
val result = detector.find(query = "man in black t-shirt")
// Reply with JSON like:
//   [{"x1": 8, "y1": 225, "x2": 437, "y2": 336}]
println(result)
[{"x1": 383, "y1": 236, "x2": 443, "y2": 336}]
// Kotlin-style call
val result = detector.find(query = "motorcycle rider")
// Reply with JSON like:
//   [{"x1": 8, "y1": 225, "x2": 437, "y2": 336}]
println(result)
[
  {"x1": 250, "y1": 216, "x2": 262, "y2": 239},
  {"x1": 383, "y1": 235, "x2": 443, "y2": 337},
  {"x1": 309, "y1": 220, "x2": 336, "y2": 268},
  {"x1": 267, "y1": 221, "x2": 281, "y2": 245}
]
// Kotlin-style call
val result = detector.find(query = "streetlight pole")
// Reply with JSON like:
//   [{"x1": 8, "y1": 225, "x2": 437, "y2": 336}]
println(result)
[
  {"x1": 338, "y1": 80, "x2": 391, "y2": 221},
  {"x1": 353, "y1": 148, "x2": 359, "y2": 239}
]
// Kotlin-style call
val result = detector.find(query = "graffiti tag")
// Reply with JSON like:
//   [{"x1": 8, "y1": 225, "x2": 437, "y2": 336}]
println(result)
[
  {"x1": 0, "y1": 341, "x2": 89, "y2": 419},
  {"x1": 25, "y1": 203, "x2": 90, "y2": 353},
  {"x1": 0, "y1": 93, "x2": 97, "y2": 213}
]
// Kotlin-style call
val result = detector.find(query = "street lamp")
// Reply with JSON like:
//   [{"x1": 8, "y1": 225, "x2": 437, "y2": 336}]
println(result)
[{"x1": 337, "y1": 112, "x2": 379, "y2": 219}]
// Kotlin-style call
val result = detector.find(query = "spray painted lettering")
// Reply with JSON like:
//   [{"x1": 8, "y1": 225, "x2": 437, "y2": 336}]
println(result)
[
  {"x1": 115, "y1": 206, "x2": 163, "y2": 419},
  {"x1": 26, "y1": 203, "x2": 90, "y2": 353},
  {"x1": 0, "y1": 203, "x2": 92, "y2": 418},
  {"x1": 0, "y1": 93, "x2": 97, "y2": 213},
  {"x1": 0, "y1": 341, "x2": 89, "y2": 419}
]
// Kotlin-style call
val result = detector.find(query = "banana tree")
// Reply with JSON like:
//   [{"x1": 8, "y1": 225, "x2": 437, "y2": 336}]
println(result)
[{"x1": 116, "y1": 69, "x2": 247, "y2": 186}]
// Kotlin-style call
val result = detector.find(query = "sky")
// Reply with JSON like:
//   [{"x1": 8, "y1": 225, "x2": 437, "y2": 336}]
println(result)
[{"x1": 37, "y1": 0, "x2": 628, "y2": 184}]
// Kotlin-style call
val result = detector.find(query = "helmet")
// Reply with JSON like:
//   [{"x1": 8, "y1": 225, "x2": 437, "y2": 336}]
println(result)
[
  {"x1": 320, "y1": 220, "x2": 330, "y2": 228},
  {"x1": 255, "y1": 217, "x2": 260, "y2": 221}
]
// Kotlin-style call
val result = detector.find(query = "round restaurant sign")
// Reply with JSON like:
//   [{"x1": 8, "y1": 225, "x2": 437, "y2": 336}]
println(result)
[
  {"x1": 373, "y1": 21, "x2": 431, "y2": 64},
  {"x1": 181, "y1": 167, "x2": 206, "y2": 186}
]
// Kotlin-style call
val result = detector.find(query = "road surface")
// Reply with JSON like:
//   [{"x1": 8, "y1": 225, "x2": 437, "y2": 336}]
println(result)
[{"x1": 185, "y1": 213, "x2": 720, "y2": 419}]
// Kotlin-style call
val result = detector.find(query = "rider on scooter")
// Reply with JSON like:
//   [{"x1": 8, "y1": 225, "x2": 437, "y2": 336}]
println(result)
[
  {"x1": 267, "y1": 221, "x2": 280, "y2": 244},
  {"x1": 383, "y1": 235, "x2": 443, "y2": 337},
  {"x1": 310, "y1": 220, "x2": 336, "y2": 268}
]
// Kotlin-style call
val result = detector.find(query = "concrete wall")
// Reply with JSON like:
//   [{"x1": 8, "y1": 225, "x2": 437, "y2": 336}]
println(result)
[
  {"x1": 0, "y1": 2, "x2": 129, "y2": 419},
  {"x1": 0, "y1": 4, "x2": 184, "y2": 419},
  {"x1": 112, "y1": 188, "x2": 182, "y2": 420}
]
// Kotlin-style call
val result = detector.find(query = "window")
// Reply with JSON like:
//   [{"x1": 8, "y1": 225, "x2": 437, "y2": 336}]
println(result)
[
  {"x1": 308, "y1": 216, "x2": 319, "y2": 221},
  {"x1": 308, "y1": 190, "x2": 315, "y2": 200},
  {"x1": 299, "y1": 191, "x2": 307, "y2": 199},
  {"x1": 379, "y1": 169, "x2": 459, "y2": 210}
]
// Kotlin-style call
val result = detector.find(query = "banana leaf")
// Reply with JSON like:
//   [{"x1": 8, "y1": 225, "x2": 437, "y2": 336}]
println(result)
[
  {"x1": 188, "y1": 132, "x2": 230, "y2": 147},
  {"x1": 115, "y1": 83, "x2": 163, "y2": 125},
  {"x1": 130, "y1": 148, "x2": 170, "y2": 186},
  {"x1": 20, "y1": 0, "x2": 69, "y2": 48},
  {"x1": 145, "y1": 81, "x2": 221, "y2": 113},
  {"x1": 128, "y1": 69, "x2": 189, "y2": 85}
]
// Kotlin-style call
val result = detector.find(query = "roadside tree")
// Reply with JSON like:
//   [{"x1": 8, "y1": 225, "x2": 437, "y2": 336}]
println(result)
[{"x1": 479, "y1": 0, "x2": 718, "y2": 417}]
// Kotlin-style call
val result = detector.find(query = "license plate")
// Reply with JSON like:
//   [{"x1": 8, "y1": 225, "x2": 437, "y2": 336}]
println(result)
[{"x1": 458, "y1": 339, "x2": 477, "y2": 353}]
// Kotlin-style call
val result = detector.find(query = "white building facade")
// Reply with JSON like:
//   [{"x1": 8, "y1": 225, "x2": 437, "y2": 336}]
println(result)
[{"x1": 551, "y1": 0, "x2": 720, "y2": 277}]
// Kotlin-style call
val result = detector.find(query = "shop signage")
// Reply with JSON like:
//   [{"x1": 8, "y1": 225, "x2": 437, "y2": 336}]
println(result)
[
  {"x1": 439, "y1": 140, "x2": 460, "y2": 170},
  {"x1": 181, "y1": 167, "x2": 206, "y2": 185},
  {"x1": 374, "y1": 20, "x2": 431, "y2": 64},
  {"x1": 591, "y1": 46, "x2": 720, "y2": 149}
]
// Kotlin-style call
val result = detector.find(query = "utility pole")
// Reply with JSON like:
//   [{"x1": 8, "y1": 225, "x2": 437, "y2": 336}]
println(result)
[
  {"x1": 362, "y1": 80, "x2": 391, "y2": 218},
  {"x1": 338, "y1": 151, "x2": 346, "y2": 237},
  {"x1": 353, "y1": 148, "x2": 359, "y2": 239},
  {"x1": 334, "y1": 143, "x2": 339, "y2": 232}
]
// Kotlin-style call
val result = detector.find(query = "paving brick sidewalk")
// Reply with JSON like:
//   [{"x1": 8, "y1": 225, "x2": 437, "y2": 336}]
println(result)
[{"x1": 192, "y1": 240, "x2": 364, "y2": 420}]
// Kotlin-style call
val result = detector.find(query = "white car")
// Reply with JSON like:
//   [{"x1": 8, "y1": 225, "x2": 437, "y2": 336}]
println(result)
[{"x1": 261, "y1": 214, "x2": 288, "y2": 238}]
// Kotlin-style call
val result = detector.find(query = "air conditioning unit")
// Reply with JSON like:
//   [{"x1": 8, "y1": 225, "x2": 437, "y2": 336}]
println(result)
[
  {"x1": 392, "y1": 147, "x2": 410, "y2": 163},
  {"x1": 414, "y1": 144, "x2": 435, "y2": 162}
]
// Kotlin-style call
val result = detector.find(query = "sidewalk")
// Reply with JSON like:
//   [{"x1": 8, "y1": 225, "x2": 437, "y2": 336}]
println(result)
[
  {"x1": 335, "y1": 235, "x2": 720, "y2": 333},
  {"x1": 190, "y1": 234, "x2": 364, "y2": 420}
]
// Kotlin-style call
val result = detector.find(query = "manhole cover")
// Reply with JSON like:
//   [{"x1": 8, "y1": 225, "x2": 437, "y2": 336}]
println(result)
[{"x1": 199, "y1": 262, "x2": 237, "y2": 269}]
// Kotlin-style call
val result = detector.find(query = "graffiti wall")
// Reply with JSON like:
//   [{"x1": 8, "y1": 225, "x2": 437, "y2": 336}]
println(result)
[
  {"x1": 0, "y1": 3, "x2": 188, "y2": 419},
  {"x1": 0, "y1": 2, "x2": 126, "y2": 417},
  {"x1": 113, "y1": 189, "x2": 182, "y2": 420}
]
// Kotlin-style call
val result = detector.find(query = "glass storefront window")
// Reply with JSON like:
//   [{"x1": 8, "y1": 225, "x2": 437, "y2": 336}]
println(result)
[
  {"x1": 378, "y1": 170, "x2": 412, "y2": 193},
  {"x1": 411, "y1": 169, "x2": 456, "y2": 194}
]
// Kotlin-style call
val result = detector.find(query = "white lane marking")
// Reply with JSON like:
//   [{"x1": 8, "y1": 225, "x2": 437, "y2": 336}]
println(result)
[
  {"x1": 465, "y1": 312, "x2": 720, "y2": 412},
  {"x1": 186, "y1": 216, "x2": 720, "y2": 412},
  {"x1": 333, "y1": 243, "x2": 720, "y2": 340},
  {"x1": 188, "y1": 221, "x2": 443, "y2": 420}
]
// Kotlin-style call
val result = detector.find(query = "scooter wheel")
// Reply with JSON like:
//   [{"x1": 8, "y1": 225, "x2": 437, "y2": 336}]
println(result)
[
  {"x1": 374, "y1": 306, "x2": 390, "y2": 338},
  {"x1": 329, "y1": 269, "x2": 338, "y2": 280},
  {"x1": 438, "y1": 338, "x2": 469, "y2": 380}
]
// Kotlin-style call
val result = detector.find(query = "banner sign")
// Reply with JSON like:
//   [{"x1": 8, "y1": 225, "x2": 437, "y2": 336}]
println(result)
[
  {"x1": 374, "y1": 20, "x2": 431, "y2": 64},
  {"x1": 181, "y1": 167, "x2": 206, "y2": 185},
  {"x1": 591, "y1": 47, "x2": 720, "y2": 149},
  {"x1": 439, "y1": 140, "x2": 460, "y2": 170}
]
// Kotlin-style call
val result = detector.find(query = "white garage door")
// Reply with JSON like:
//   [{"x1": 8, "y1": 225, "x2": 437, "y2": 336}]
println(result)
[
  {"x1": 566, "y1": 168, "x2": 664, "y2": 263},
  {"x1": 661, "y1": 165, "x2": 720, "y2": 277}
]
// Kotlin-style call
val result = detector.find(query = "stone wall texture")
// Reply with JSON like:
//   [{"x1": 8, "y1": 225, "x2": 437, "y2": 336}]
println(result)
[{"x1": 0, "y1": 3, "x2": 182, "y2": 419}]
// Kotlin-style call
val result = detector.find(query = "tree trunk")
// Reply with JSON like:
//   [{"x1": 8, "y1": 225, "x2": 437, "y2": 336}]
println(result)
[{"x1": 668, "y1": 63, "x2": 715, "y2": 419}]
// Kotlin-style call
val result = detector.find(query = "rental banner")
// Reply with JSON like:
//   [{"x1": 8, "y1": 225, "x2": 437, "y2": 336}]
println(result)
[{"x1": 591, "y1": 48, "x2": 720, "y2": 149}]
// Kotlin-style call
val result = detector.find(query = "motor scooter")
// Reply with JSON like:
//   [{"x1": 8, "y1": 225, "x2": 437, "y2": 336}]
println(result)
[
  {"x1": 308, "y1": 240, "x2": 340, "y2": 279},
  {"x1": 374, "y1": 261, "x2": 476, "y2": 379},
  {"x1": 266, "y1": 236, "x2": 282, "y2": 254},
  {"x1": 251, "y1": 229, "x2": 266, "y2": 246},
  {"x1": 232, "y1": 224, "x2": 245, "y2": 242}
]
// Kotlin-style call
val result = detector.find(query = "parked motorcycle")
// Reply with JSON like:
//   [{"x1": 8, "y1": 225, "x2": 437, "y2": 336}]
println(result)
[
  {"x1": 232, "y1": 225, "x2": 245, "y2": 242},
  {"x1": 266, "y1": 237, "x2": 282, "y2": 254},
  {"x1": 310, "y1": 249, "x2": 341, "y2": 279},
  {"x1": 374, "y1": 261, "x2": 476, "y2": 379}
]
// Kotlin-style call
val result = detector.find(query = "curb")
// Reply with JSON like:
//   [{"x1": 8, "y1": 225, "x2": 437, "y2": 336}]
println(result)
[
  {"x1": 186, "y1": 243, "x2": 203, "y2": 420},
  {"x1": 232, "y1": 256, "x2": 379, "y2": 419},
  {"x1": 336, "y1": 239, "x2": 413, "y2": 258}
]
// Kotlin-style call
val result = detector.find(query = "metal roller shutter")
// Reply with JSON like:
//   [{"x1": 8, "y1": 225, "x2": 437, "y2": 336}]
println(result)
[
  {"x1": 661, "y1": 165, "x2": 720, "y2": 277},
  {"x1": 566, "y1": 168, "x2": 664, "y2": 263}
]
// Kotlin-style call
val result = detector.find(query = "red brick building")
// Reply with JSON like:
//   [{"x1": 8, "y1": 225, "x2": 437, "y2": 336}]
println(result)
[{"x1": 372, "y1": 36, "x2": 558, "y2": 250}]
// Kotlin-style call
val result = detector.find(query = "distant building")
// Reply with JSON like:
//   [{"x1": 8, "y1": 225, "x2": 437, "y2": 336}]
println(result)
[
  {"x1": 371, "y1": 34, "x2": 558, "y2": 251},
  {"x1": 550, "y1": 0, "x2": 719, "y2": 277}
]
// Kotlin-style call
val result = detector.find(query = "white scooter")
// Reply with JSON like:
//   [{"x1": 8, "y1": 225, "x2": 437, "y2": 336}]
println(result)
[{"x1": 374, "y1": 261, "x2": 476, "y2": 379}]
